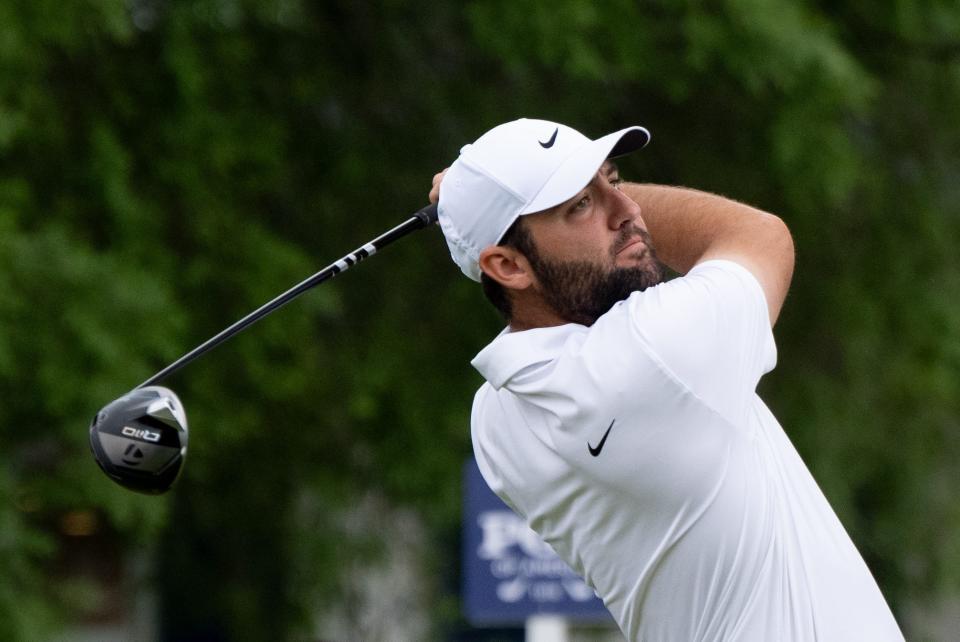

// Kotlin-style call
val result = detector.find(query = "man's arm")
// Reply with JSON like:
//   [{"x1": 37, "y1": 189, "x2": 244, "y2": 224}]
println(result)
[{"x1": 620, "y1": 183, "x2": 795, "y2": 325}]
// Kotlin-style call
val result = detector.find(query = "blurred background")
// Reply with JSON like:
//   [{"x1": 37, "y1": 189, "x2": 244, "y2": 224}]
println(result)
[{"x1": 1, "y1": 0, "x2": 959, "y2": 640}]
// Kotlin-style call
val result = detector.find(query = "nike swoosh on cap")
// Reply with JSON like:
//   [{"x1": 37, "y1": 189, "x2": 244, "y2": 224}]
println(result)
[{"x1": 539, "y1": 127, "x2": 559, "y2": 148}]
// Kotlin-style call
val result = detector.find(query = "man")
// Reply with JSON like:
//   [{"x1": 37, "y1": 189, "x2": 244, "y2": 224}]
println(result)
[{"x1": 430, "y1": 118, "x2": 905, "y2": 641}]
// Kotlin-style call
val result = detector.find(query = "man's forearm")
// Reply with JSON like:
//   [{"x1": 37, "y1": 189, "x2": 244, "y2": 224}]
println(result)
[
  {"x1": 620, "y1": 183, "x2": 784, "y2": 273},
  {"x1": 621, "y1": 183, "x2": 795, "y2": 322}
]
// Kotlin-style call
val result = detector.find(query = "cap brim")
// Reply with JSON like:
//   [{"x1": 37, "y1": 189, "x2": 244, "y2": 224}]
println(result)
[{"x1": 519, "y1": 126, "x2": 650, "y2": 216}]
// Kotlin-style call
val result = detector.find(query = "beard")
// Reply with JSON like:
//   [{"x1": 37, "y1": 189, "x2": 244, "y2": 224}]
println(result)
[{"x1": 526, "y1": 226, "x2": 665, "y2": 326}]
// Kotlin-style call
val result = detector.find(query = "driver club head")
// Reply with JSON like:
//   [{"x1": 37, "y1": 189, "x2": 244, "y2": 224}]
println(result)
[{"x1": 89, "y1": 386, "x2": 188, "y2": 495}]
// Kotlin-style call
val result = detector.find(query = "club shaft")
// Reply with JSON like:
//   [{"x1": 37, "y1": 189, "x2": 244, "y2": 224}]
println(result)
[{"x1": 137, "y1": 203, "x2": 438, "y2": 389}]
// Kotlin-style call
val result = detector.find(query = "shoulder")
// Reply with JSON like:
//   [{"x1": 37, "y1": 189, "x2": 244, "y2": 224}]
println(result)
[
  {"x1": 627, "y1": 259, "x2": 768, "y2": 315},
  {"x1": 613, "y1": 259, "x2": 777, "y2": 423},
  {"x1": 619, "y1": 259, "x2": 771, "y2": 346}
]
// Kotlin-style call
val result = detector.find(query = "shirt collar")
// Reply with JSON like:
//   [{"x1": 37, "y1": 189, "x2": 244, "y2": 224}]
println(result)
[{"x1": 471, "y1": 323, "x2": 584, "y2": 390}]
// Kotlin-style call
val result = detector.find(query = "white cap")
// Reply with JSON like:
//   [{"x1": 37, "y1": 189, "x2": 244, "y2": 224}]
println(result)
[{"x1": 438, "y1": 118, "x2": 650, "y2": 281}]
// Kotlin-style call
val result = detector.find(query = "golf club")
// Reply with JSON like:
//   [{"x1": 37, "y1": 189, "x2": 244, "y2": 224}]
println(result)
[{"x1": 90, "y1": 203, "x2": 439, "y2": 494}]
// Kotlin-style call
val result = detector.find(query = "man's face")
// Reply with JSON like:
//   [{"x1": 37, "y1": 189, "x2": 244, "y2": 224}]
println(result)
[{"x1": 519, "y1": 162, "x2": 665, "y2": 326}]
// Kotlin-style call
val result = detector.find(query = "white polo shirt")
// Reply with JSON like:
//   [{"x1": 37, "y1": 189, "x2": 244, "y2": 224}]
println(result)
[{"x1": 471, "y1": 260, "x2": 904, "y2": 642}]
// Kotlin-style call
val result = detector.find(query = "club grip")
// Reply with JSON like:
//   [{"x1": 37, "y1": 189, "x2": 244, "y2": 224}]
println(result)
[{"x1": 414, "y1": 203, "x2": 439, "y2": 227}]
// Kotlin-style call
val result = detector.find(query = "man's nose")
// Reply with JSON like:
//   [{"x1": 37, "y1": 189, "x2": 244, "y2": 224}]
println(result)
[{"x1": 608, "y1": 187, "x2": 642, "y2": 230}]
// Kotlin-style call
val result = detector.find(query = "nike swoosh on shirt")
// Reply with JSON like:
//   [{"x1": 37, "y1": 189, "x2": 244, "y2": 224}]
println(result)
[
  {"x1": 587, "y1": 420, "x2": 615, "y2": 457},
  {"x1": 539, "y1": 127, "x2": 559, "y2": 148}
]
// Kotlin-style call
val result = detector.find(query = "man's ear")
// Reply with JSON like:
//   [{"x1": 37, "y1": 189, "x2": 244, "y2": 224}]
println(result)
[{"x1": 478, "y1": 246, "x2": 535, "y2": 290}]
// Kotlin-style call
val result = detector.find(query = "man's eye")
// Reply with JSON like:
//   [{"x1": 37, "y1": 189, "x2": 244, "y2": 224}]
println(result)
[
  {"x1": 609, "y1": 177, "x2": 623, "y2": 189},
  {"x1": 574, "y1": 196, "x2": 590, "y2": 210}
]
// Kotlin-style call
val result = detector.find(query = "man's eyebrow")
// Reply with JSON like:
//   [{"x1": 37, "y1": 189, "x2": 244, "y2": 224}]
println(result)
[{"x1": 601, "y1": 160, "x2": 620, "y2": 176}]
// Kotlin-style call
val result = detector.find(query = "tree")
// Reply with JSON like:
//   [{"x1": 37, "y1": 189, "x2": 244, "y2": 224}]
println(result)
[{"x1": 0, "y1": 1, "x2": 957, "y2": 639}]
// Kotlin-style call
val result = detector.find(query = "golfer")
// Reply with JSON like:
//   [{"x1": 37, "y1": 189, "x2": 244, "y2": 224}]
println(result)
[{"x1": 429, "y1": 119, "x2": 905, "y2": 641}]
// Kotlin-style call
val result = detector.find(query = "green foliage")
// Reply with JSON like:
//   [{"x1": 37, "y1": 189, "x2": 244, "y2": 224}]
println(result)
[{"x1": 0, "y1": 0, "x2": 958, "y2": 639}]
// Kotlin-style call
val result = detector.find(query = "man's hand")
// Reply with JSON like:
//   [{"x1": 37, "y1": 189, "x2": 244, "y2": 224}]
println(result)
[{"x1": 428, "y1": 169, "x2": 448, "y2": 204}]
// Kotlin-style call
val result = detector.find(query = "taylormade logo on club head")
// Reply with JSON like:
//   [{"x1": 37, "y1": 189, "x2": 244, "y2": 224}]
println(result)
[{"x1": 122, "y1": 425, "x2": 162, "y2": 442}]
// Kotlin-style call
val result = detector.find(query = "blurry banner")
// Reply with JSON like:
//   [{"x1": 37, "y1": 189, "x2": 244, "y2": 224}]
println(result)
[{"x1": 462, "y1": 457, "x2": 611, "y2": 625}]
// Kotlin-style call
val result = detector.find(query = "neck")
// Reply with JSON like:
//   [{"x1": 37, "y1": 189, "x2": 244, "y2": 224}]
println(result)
[{"x1": 508, "y1": 292, "x2": 569, "y2": 331}]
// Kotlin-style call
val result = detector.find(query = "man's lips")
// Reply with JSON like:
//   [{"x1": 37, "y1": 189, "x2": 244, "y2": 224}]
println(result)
[{"x1": 616, "y1": 236, "x2": 645, "y2": 255}]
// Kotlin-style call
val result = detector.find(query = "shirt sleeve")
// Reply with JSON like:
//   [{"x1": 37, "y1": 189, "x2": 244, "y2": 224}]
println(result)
[{"x1": 626, "y1": 259, "x2": 777, "y2": 424}]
